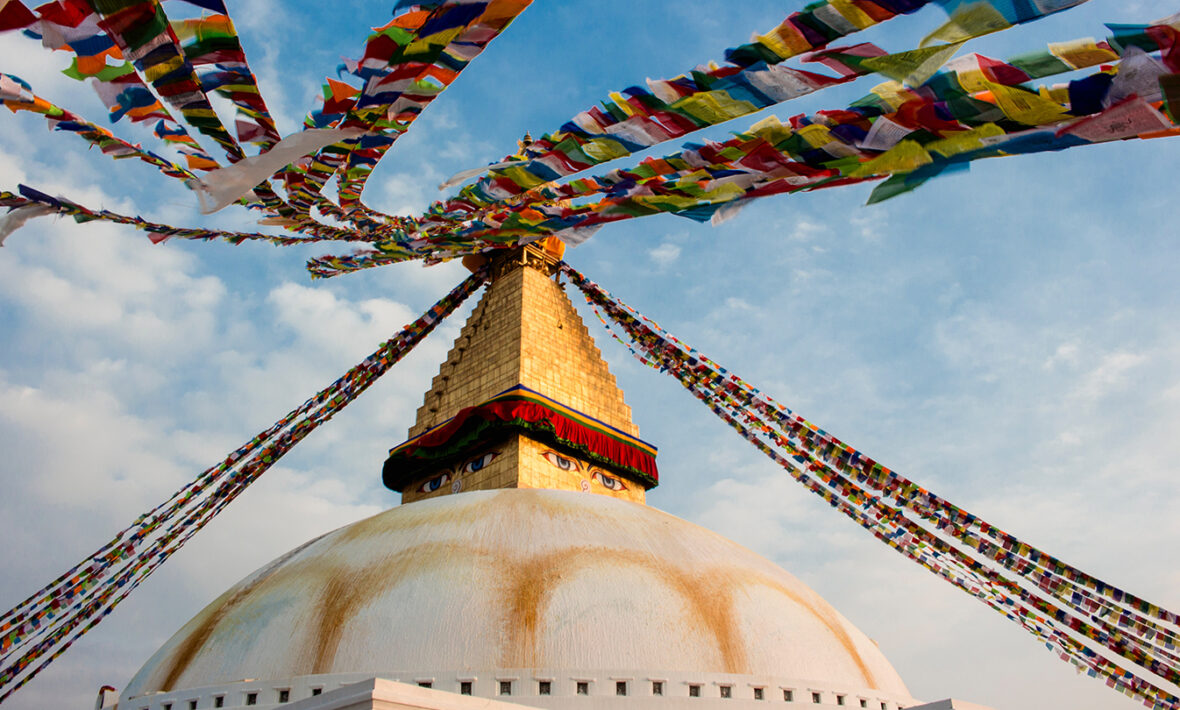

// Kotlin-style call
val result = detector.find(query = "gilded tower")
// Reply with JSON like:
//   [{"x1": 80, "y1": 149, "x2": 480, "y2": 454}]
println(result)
[{"x1": 384, "y1": 239, "x2": 658, "y2": 505}]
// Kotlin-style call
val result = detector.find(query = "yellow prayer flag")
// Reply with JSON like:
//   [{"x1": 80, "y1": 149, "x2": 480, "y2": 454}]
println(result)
[
  {"x1": 670, "y1": 169, "x2": 712, "y2": 187},
  {"x1": 951, "y1": 61, "x2": 989, "y2": 93},
  {"x1": 1039, "y1": 84, "x2": 1071, "y2": 104},
  {"x1": 862, "y1": 41, "x2": 964, "y2": 87},
  {"x1": 608, "y1": 92, "x2": 638, "y2": 118},
  {"x1": 635, "y1": 194, "x2": 704, "y2": 212},
  {"x1": 850, "y1": 140, "x2": 933, "y2": 178},
  {"x1": 671, "y1": 91, "x2": 759, "y2": 125},
  {"x1": 183, "y1": 108, "x2": 219, "y2": 120},
  {"x1": 699, "y1": 183, "x2": 746, "y2": 202},
  {"x1": 828, "y1": 0, "x2": 877, "y2": 30},
  {"x1": 795, "y1": 124, "x2": 836, "y2": 150},
  {"x1": 497, "y1": 165, "x2": 548, "y2": 189},
  {"x1": 1048, "y1": 37, "x2": 1119, "y2": 69},
  {"x1": 581, "y1": 137, "x2": 631, "y2": 163},
  {"x1": 925, "y1": 123, "x2": 1005, "y2": 158},
  {"x1": 870, "y1": 81, "x2": 915, "y2": 112},
  {"x1": 143, "y1": 55, "x2": 186, "y2": 82},
  {"x1": 921, "y1": 2, "x2": 1011, "y2": 47},
  {"x1": 757, "y1": 24, "x2": 812, "y2": 60},
  {"x1": 984, "y1": 81, "x2": 1069, "y2": 125},
  {"x1": 405, "y1": 27, "x2": 464, "y2": 57},
  {"x1": 748, "y1": 115, "x2": 793, "y2": 145}
]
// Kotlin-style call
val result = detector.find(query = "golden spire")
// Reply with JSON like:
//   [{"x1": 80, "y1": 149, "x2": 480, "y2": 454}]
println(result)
[{"x1": 385, "y1": 239, "x2": 657, "y2": 504}]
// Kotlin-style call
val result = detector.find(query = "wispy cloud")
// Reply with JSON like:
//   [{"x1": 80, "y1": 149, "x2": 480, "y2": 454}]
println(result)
[{"x1": 649, "y1": 241, "x2": 681, "y2": 266}]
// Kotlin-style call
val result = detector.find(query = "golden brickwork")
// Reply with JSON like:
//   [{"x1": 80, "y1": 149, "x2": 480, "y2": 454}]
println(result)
[
  {"x1": 410, "y1": 255, "x2": 638, "y2": 438},
  {"x1": 399, "y1": 249, "x2": 649, "y2": 504},
  {"x1": 401, "y1": 434, "x2": 645, "y2": 505}
]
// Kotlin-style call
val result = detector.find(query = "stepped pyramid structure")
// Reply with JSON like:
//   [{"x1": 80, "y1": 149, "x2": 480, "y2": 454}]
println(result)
[
  {"x1": 412, "y1": 243, "x2": 637, "y2": 439},
  {"x1": 114, "y1": 244, "x2": 992, "y2": 710},
  {"x1": 385, "y1": 239, "x2": 656, "y2": 506}
]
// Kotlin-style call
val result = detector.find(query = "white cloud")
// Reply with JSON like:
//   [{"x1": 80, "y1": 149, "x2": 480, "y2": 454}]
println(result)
[
  {"x1": 787, "y1": 218, "x2": 826, "y2": 242},
  {"x1": 268, "y1": 282, "x2": 415, "y2": 357},
  {"x1": 850, "y1": 210, "x2": 887, "y2": 242},
  {"x1": 0, "y1": 220, "x2": 226, "y2": 358},
  {"x1": 378, "y1": 169, "x2": 444, "y2": 216},
  {"x1": 1042, "y1": 341, "x2": 1080, "y2": 370},
  {"x1": 723, "y1": 296, "x2": 753, "y2": 312},
  {"x1": 1070, "y1": 350, "x2": 1147, "y2": 403},
  {"x1": 648, "y1": 241, "x2": 681, "y2": 266}
]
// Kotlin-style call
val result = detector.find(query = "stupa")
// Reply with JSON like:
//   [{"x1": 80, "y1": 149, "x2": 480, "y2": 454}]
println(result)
[{"x1": 114, "y1": 242, "x2": 990, "y2": 710}]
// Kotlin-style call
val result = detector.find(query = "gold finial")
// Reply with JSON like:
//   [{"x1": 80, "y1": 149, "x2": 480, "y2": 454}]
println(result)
[{"x1": 462, "y1": 237, "x2": 567, "y2": 281}]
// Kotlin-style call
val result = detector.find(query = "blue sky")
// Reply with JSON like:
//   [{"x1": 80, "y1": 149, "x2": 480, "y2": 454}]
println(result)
[{"x1": 0, "y1": 1, "x2": 1177, "y2": 708}]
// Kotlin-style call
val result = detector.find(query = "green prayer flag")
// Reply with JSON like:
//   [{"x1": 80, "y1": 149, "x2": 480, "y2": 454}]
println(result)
[{"x1": 61, "y1": 60, "x2": 137, "y2": 82}]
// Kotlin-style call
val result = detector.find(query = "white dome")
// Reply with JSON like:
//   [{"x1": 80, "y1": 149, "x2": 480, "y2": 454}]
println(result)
[{"x1": 123, "y1": 489, "x2": 912, "y2": 706}]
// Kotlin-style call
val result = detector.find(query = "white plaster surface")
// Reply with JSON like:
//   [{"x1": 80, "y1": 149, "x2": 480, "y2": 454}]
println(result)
[{"x1": 121, "y1": 490, "x2": 916, "y2": 709}]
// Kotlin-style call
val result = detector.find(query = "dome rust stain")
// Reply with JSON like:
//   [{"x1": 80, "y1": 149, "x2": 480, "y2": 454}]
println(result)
[
  {"x1": 306, "y1": 540, "x2": 505, "y2": 674},
  {"x1": 149, "y1": 492, "x2": 879, "y2": 691},
  {"x1": 156, "y1": 533, "x2": 328, "y2": 692},
  {"x1": 729, "y1": 575, "x2": 878, "y2": 689},
  {"x1": 159, "y1": 585, "x2": 252, "y2": 692},
  {"x1": 499, "y1": 546, "x2": 749, "y2": 673}
]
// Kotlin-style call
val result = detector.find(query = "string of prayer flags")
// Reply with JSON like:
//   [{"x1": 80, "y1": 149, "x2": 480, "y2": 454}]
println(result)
[
  {"x1": 15, "y1": 2, "x2": 178, "y2": 128},
  {"x1": 445, "y1": 28, "x2": 1131, "y2": 222},
  {"x1": 15, "y1": 0, "x2": 381, "y2": 239},
  {"x1": 86, "y1": 0, "x2": 245, "y2": 163},
  {"x1": 561, "y1": 262, "x2": 1180, "y2": 710},
  {"x1": 0, "y1": 73, "x2": 197, "y2": 179},
  {"x1": 168, "y1": 9, "x2": 281, "y2": 148},
  {"x1": 303, "y1": 23, "x2": 1180, "y2": 278},
  {"x1": 0, "y1": 186, "x2": 375, "y2": 246},
  {"x1": 281, "y1": 0, "x2": 502, "y2": 210},
  {"x1": 440, "y1": 49, "x2": 869, "y2": 203},
  {"x1": 7, "y1": 23, "x2": 311, "y2": 226},
  {"x1": 923, "y1": 0, "x2": 1088, "y2": 46},
  {"x1": 279, "y1": 0, "x2": 533, "y2": 222},
  {"x1": 4, "y1": 0, "x2": 1147, "y2": 269},
  {"x1": 0, "y1": 268, "x2": 486, "y2": 703},
  {"x1": 5, "y1": 0, "x2": 232, "y2": 170},
  {"x1": 441, "y1": 0, "x2": 1092, "y2": 196}
]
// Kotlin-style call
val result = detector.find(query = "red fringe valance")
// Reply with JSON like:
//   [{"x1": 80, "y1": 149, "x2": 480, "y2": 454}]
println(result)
[{"x1": 384, "y1": 386, "x2": 658, "y2": 491}]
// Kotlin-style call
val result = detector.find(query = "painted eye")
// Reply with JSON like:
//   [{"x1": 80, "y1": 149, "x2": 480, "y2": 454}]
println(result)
[
  {"x1": 592, "y1": 470, "x2": 627, "y2": 491},
  {"x1": 542, "y1": 450, "x2": 580, "y2": 472},
  {"x1": 461, "y1": 452, "x2": 498, "y2": 474},
  {"x1": 420, "y1": 472, "x2": 450, "y2": 493}
]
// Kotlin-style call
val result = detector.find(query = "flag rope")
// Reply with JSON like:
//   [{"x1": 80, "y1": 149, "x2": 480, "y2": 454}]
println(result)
[
  {"x1": 562, "y1": 262, "x2": 1180, "y2": 710},
  {"x1": 0, "y1": 268, "x2": 486, "y2": 703}
]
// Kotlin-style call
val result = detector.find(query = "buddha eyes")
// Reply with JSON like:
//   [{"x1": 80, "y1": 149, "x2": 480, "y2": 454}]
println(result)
[
  {"x1": 416, "y1": 450, "x2": 499, "y2": 495},
  {"x1": 420, "y1": 472, "x2": 450, "y2": 493},
  {"x1": 418, "y1": 450, "x2": 628, "y2": 495},
  {"x1": 461, "y1": 452, "x2": 498, "y2": 473},
  {"x1": 539, "y1": 450, "x2": 628, "y2": 491},
  {"x1": 541, "y1": 450, "x2": 580, "y2": 472},
  {"x1": 592, "y1": 470, "x2": 627, "y2": 491}
]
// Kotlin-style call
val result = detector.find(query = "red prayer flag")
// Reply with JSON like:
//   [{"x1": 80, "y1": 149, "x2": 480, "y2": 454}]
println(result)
[{"x1": 0, "y1": 0, "x2": 37, "y2": 31}]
